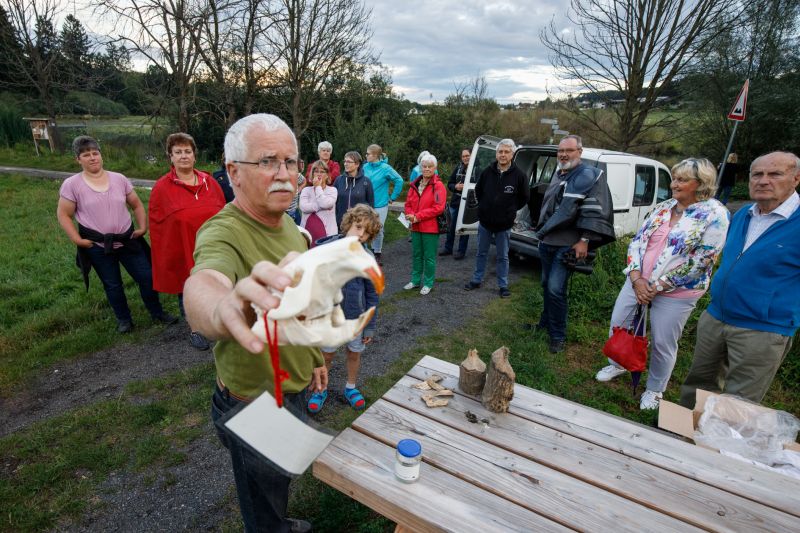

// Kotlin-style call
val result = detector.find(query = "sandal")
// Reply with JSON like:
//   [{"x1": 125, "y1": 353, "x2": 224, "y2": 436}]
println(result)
[
  {"x1": 307, "y1": 390, "x2": 328, "y2": 413},
  {"x1": 344, "y1": 387, "x2": 366, "y2": 410}
]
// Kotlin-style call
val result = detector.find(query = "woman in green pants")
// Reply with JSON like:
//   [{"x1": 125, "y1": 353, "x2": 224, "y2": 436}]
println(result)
[{"x1": 403, "y1": 153, "x2": 447, "y2": 295}]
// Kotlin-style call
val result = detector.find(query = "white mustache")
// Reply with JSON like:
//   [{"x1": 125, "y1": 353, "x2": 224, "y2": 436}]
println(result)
[{"x1": 268, "y1": 182, "x2": 295, "y2": 193}]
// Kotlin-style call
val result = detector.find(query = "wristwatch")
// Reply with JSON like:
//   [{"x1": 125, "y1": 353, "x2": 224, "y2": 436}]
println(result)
[
  {"x1": 580, "y1": 237, "x2": 590, "y2": 243},
  {"x1": 655, "y1": 283, "x2": 665, "y2": 292}
]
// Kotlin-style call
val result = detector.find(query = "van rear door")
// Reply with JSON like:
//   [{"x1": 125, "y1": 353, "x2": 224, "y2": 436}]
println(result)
[{"x1": 455, "y1": 135, "x2": 499, "y2": 235}]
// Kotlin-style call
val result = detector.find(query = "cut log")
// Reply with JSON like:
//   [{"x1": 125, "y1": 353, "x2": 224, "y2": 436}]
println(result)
[
  {"x1": 481, "y1": 346, "x2": 515, "y2": 413},
  {"x1": 459, "y1": 348, "x2": 486, "y2": 395}
]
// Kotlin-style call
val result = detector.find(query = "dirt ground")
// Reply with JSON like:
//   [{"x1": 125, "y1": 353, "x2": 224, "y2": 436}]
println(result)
[{"x1": 3, "y1": 234, "x2": 533, "y2": 531}]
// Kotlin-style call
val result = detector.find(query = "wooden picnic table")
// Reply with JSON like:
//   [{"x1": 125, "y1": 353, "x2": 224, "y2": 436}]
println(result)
[{"x1": 313, "y1": 356, "x2": 800, "y2": 532}]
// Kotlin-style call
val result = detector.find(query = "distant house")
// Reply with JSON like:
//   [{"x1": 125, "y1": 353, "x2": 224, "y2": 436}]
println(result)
[{"x1": 407, "y1": 107, "x2": 427, "y2": 116}]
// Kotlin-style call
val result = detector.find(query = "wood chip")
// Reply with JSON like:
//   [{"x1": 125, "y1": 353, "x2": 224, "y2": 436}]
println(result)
[
  {"x1": 422, "y1": 394, "x2": 449, "y2": 407},
  {"x1": 431, "y1": 389, "x2": 453, "y2": 397},
  {"x1": 412, "y1": 381, "x2": 432, "y2": 390},
  {"x1": 427, "y1": 378, "x2": 445, "y2": 391}
]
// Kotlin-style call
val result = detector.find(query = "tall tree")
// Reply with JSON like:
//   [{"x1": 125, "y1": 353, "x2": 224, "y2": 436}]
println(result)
[
  {"x1": 681, "y1": 0, "x2": 800, "y2": 161},
  {"x1": 263, "y1": 0, "x2": 374, "y2": 145},
  {"x1": 542, "y1": 0, "x2": 745, "y2": 151},
  {"x1": 97, "y1": 0, "x2": 202, "y2": 131},
  {"x1": 59, "y1": 14, "x2": 90, "y2": 89},
  {"x1": 4, "y1": 0, "x2": 65, "y2": 148}
]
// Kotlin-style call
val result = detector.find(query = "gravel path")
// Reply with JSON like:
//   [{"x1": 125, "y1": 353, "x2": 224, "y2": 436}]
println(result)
[{"x1": 6, "y1": 231, "x2": 532, "y2": 531}]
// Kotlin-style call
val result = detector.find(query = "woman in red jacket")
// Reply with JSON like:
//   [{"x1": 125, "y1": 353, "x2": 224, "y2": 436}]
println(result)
[
  {"x1": 403, "y1": 153, "x2": 446, "y2": 295},
  {"x1": 149, "y1": 133, "x2": 226, "y2": 350}
]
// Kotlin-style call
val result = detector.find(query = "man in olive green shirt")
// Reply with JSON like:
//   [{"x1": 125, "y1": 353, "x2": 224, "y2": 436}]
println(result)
[{"x1": 184, "y1": 114, "x2": 325, "y2": 533}]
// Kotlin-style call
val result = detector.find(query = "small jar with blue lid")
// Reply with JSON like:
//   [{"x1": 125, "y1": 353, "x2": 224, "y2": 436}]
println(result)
[{"x1": 394, "y1": 439, "x2": 422, "y2": 483}]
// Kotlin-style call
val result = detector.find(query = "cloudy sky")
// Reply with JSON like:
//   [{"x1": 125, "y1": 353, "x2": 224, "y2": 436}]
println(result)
[{"x1": 367, "y1": 0, "x2": 571, "y2": 104}]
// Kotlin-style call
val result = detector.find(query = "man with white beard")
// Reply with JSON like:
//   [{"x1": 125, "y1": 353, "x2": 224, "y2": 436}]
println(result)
[{"x1": 531, "y1": 134, "x2": 615, "y2": 353}]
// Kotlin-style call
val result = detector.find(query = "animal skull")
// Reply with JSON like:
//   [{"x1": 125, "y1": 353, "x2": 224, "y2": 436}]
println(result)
[{"x1": 251, "y1": 236, "x2": 385, "y2": 346}]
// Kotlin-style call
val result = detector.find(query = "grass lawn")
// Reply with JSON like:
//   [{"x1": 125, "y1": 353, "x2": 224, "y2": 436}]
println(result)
[{"x1": 1, "y1": 175, "x2": 797, "y2": 531}]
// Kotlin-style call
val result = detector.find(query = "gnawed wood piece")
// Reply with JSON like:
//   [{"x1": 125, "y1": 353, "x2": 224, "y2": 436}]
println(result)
[
  {"x1": 412, "y1": 374, "x2": 445, "y2": 391},
  {"x1": 459, "y1": 348, "x2": 487, "y2": 395},
  {"x1": 481, "y1": 346, "x2": 515, "y2": 413},
  {"x1": 421, "y1": 394, "x2": 449, "y2": 407}
]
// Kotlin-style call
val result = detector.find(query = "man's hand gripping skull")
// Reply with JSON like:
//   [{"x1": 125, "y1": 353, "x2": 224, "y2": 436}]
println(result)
[{"x1": 250, "y1": 236, "x2": 385, "y2": 346}]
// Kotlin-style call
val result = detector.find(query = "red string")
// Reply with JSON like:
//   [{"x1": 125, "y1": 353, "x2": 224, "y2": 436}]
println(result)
[{"x1": 264, "y1": 316, "x2": 289, "y2": 408}]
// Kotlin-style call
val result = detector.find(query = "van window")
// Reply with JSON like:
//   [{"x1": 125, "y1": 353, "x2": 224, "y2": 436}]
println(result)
[
  {"x1": 633, "y1": 165, "x2": 656, "y2": 206},
  {"x1": 533, "y1": 155, "x2": 558, "y2": 185},
  {"x1": 470, "y1": 145, "x2": 499, "y2": 184},
  {"x1": 657, "y1": 168, "x2": 672, "y2": 203}
]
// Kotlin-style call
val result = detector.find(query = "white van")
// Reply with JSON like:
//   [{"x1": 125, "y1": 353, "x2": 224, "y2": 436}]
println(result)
[{"x1": 455, "y1": 135, "x2": 672, "y2": 272}]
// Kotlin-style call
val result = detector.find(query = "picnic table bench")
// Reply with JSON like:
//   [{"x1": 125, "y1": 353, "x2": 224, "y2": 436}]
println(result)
[{"x1": 313, "y1": 355, "x2": 800, "y2": 532}]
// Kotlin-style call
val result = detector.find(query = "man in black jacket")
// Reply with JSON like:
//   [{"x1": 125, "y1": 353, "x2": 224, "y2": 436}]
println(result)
[
  {"x1": 464, "y1": 139, "x2": 529, "y2": 297},
  {"x1": 533, "y1": 134, "x2": 615, "y2": 353}
]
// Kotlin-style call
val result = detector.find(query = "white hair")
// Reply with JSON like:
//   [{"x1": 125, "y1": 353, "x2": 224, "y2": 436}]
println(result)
[
  {"x1": 224, "y1": 114, "x2": 296, "y2": 164},
  {"x1": 417, "y1": 150, "x2": 430, "y2": 165},
  {"x1": 497, "y1": 138, "x2": 516, "y2": 152},
  {"x1": 420, "y1": 153, "x2": 438, "y2": 167},
  {"x1": 318, "y1": 141, "x2": 332, "y2": 152}
]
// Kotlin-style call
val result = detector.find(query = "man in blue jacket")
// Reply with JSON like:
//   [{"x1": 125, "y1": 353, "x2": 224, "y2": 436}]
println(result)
[{"x1": 680, "y1": 151, "x2": 800, "y2": 407}]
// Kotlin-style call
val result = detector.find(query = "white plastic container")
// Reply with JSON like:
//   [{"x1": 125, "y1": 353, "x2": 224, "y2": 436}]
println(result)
[{"x1": 394, "y1": 439, "x2": 422, "y2": 483}]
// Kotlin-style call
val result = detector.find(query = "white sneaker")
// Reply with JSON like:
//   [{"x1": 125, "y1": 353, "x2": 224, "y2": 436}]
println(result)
[
  {"x1": 639, "y1": 390, "x2": 663, "y2": 410},
  {"x1": 403, "y1": 282, "x2": 418, "y2": 290},
  {"x1": 595, "y1": 364, "x2": 627, "y2": 382},
  {"x1": 420, "y1": 286, "x2": 432, "y2": 295}
]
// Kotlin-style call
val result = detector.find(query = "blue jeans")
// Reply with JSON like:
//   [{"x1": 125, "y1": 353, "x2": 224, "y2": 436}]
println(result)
[
  {"x1": 86, "y1": 244, "x2": 163, "y2": 322},
  {"x1": 538, "y1": 243, "x2": 573, "y2": 342},
  {"x1": 211, "y1": 385, "x2": 308, "y2": 533},
  {"x1": 371, "y1": 205, "x2": 389, "y2": 254},
  {"x1": 443, "y1": 205, "x2": 469, "y2": 255},
  {"x1": 715, "y1": 186, "x2": 732, "y2": 205},
  {"x1": 470, "y1": 223, "x2": 510, "y2": 289}
]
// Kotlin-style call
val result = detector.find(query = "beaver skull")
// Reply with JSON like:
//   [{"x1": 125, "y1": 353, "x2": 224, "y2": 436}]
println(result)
[{"x1": 250, "y1": 236, "x2": 385, "y2": 346}]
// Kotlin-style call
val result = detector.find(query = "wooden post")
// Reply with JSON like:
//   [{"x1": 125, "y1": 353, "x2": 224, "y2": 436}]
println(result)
[
  {"x1": 458, "y1": 348, "x2": 486, "y2": 395},
  {"x1": 481, "y1": 347, "x2": 515, "y2": 413}
]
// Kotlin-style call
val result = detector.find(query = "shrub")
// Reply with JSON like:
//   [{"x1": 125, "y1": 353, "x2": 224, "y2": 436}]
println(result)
[
  {"x1": 64, "y1": 91, "x2": 130, "y2": 117},
  {"x1": 0, "y1": 105, "x2": 29, "y2": 148}
]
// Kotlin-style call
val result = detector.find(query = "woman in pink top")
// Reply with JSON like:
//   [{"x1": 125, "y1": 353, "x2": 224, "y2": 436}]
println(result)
[
  {"x1": 56, "y1": 136, "x2": 176, "y2": 334},
  {"x1": 299, "y1": 160, "x2": 338, "y2": 245},
  {"x1": 594, "y1": 158, "x2": 729, "y2": 410}
]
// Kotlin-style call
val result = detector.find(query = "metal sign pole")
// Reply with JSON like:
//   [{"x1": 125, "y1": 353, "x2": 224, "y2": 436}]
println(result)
[{"x1": 717, "y1": 121, "x2": 739, "y2": 188}]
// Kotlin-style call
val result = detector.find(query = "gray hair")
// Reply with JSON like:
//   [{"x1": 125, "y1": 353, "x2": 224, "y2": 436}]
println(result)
[
  {"x1": 72, "y1": 135, "x2": 100, "y2": 157},
  {"x1": 416, "y1": 150, "x2": 430, "y2": 165},
  {"x1": 224, "y1": 114, "x2": 296, "y2": 164},
  {"x1": 318, "y1": 141, "x2": 332, "y2": 152},
  {"x1": 420, "y1": 153, "x2": 438, "y2": 167},
  {"x1": 497, "y1": 138, "x2": 516, "y2": 152},
  {"x1": 561, "y1": 134, "x2": 583, "y2": 149}
]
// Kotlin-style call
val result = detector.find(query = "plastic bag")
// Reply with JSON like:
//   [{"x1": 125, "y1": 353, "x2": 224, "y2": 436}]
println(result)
[{"x1": 694, "y1": 394, "x2": 800, "y2": 468}]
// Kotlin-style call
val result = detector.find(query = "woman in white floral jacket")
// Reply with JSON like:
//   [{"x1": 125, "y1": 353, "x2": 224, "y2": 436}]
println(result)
[{"x1": 595, "y1": 158, "x2": 730, "y2": 410}]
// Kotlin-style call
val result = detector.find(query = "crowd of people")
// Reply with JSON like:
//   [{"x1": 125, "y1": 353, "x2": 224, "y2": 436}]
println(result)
[{"x1": 56, "y1": 114, "x2": 800, "y2": 533}]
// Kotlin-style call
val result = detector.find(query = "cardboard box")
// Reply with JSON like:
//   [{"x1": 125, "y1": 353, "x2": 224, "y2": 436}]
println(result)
[{"x1": 658, "y1": 389, "x2": 800, "y2": 453}]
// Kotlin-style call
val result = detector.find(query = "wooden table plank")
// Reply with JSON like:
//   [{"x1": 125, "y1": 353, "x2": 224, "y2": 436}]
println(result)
[
  {"x1": 386, "y1": 373, "x2": 800, "y2": 532},
  {"x1": 313, "y1": 428, "x2": 571, "y2": 533},
  {"x1": 412, "y1": 356, "x2": 800, "y2": 517},
  {"x1": 353, "y1": 399, "x2": 701, "y2": 532}
]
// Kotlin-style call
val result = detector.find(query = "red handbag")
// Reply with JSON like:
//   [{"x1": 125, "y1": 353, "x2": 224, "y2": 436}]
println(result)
[{"x1": 602, "y1": 305, "x2": 648, "y2": 373}]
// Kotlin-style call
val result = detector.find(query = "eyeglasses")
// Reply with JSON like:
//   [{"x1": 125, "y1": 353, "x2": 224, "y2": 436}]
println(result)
[
  {"x1": 233, "y1": 157, "x2": 304, "y2": 175},
  {"x1": 557, "y1": 148, "x2": 579, "y2": 154},
  {"x1": 343, "y1": 159, "x2": 356, "y2": 164}
]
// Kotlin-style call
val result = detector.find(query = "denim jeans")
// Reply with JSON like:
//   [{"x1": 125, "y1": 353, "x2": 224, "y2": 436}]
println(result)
[
  {"x1": 211, "y1": 385, "x2": 308, "y2": 533},
  {"x1": 371, "y1": 205, "x2": 389, "y2": 254},
  {"x1": 443, "y1": 205, "x2": 469, "y2": 255},
  {"x1": 470, "y1": 223, "x2": 510, "y2": 289},
  {"x1": 86, "y1": 244, "x2": 163, "y2": 322},
  {"x1": 538, "y1": 243, "x2": 573, "y2": 342},
  {"x1": 715, "y1": 186, "x2": 732, "y2": 205}
]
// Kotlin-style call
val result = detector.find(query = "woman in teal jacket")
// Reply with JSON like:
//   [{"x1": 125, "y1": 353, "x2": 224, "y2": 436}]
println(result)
[{"x1": 363, "y1": 143, "x2": 404, "y2": 264}]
